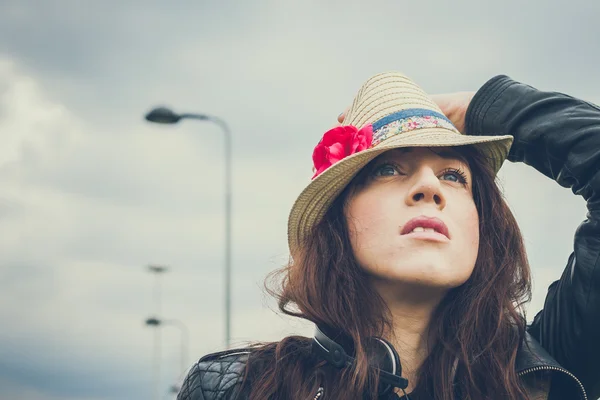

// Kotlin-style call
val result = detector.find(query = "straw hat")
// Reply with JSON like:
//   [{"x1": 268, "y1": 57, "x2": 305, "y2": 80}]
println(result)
[{"x1": 287, "y1": 72, "x2": 513, "y2": 253}]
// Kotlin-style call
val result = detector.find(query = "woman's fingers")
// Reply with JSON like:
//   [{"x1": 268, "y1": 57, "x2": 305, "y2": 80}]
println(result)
[{"x1": 337, "y1": 107, "x2": 349, "y2": 124}]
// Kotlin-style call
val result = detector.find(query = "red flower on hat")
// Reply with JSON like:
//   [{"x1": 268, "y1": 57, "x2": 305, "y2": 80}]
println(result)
[{"x1": 312, "y1": 124, "x2": 373, "y2": 179}]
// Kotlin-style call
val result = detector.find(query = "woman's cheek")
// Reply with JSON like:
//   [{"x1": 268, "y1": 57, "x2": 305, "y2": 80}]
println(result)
[{"x1": 465, "y1": 207, "x2": 480, "y2": 262}]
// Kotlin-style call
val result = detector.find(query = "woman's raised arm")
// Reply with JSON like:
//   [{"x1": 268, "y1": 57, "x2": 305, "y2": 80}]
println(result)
[{"x1": 465, "y1": 75, "x2": 600, "y2": 399}]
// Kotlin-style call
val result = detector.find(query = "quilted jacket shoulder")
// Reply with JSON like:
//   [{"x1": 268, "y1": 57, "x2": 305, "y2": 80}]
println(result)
[{"x1": 177, "y1": 348, "x2": 250, "y2": 400}]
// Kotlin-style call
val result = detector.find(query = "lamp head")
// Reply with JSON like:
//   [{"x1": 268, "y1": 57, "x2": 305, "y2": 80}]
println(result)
[
  {"x1": 145, "y1": 317, "x2": 161, "y2": 326},
  {"x1": 145, "y1": 107, "x2": 181, "y2": 124},
  {"x1": 148, "y1": 265, "x2": 167, "y2": 273}
]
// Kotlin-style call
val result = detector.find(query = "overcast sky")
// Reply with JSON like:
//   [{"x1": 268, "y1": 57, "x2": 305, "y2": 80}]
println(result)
[{"x1": 0, "y1": 1, "x2": 598, "y2": 399}]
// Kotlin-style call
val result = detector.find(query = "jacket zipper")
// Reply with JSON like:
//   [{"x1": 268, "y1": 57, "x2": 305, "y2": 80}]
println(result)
[
  {"x1": 313, "y1": 387, "x2": 324, "y2": 400},
  {"x1": 517, "y1": 365, "x2": 587, "y2": 400}
]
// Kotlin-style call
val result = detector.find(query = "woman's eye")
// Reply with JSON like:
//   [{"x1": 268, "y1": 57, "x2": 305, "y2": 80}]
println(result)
[
  {"x1": 440, "y1": 168, "x2": 468, "y2": 184},
  {"x1": 372, "y1": 164, "x2": 400, "y2": 177}
]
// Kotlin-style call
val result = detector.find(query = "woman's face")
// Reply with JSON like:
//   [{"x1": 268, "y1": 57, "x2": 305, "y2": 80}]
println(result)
[{"x1": 345, "y1": 147, "x2": 479, "y2": 290}]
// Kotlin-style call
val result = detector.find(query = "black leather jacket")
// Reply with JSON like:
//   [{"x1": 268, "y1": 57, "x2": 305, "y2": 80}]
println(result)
[{"x1": 177, "y1": 76, "x2": 600, "y2": 400}]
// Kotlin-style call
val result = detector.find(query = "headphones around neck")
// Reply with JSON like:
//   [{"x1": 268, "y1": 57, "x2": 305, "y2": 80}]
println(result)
[{"x1": 312, "y1": 325, "x2": 409, "y2": 398}]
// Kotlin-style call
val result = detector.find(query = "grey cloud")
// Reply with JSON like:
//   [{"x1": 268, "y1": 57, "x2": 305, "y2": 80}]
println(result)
[
  {"x1": 0, "y1": 1, "x2": 257, "y2": 76},
  {"x1": 1, "y1": 0, "x2": 598, "y2": 135},
  {"x1": 0, "y1": 355, "x2": 145, "y2": 400}
]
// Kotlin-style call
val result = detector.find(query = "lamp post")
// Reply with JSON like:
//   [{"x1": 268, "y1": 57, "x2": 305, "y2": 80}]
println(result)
[
  {"x1": 145, "y1": 317, "x2": 190, "y2": 387},
  {"x1": 144, "y1": 107, "x2": 232, "y2": 349},
  {"x1": 147, "y1": 265, "x2": 168, "y2": 400}
]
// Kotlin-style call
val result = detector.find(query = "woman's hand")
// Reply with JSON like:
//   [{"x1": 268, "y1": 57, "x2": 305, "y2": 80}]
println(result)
[
  {"x1": 429, "y1": 92, "x2": 475, "y2": 133},
  {"x1": 337, "y1": 91, "x2": 476, "y2": 134}
]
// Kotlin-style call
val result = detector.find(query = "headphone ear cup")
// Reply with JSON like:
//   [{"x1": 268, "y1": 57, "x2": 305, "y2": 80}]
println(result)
[
  {"x1": 378, "y1": 337, "x2": 401, "y2": 376},
  {"x1": 365, "y1": 337, "x2": 405, "y2": 396},
  {"x1": 365, "y1": 337, "x2": 401, "y2": 375},
  {"x1": 312, "y1": 326, "x2": 408, "y2": 396}
]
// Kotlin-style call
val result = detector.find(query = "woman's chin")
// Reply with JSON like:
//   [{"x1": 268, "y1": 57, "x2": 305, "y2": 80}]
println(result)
[{"x1": 373, "y1": 263, "x2": 473, "y2": 289}]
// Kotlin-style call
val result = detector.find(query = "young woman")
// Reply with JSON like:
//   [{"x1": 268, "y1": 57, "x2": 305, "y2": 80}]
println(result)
[{"x1": 177, "y1": 73, "x2": 600, "y2": 400}]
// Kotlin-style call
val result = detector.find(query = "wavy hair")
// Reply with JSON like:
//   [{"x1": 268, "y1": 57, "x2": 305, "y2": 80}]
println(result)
[{"x1": 241, "y1": 146, "x2": 532, "y2": 400}]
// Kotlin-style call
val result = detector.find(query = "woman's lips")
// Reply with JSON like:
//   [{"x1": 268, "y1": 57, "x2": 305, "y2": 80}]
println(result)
[{"x1": 400, "y1": 215, "x2": 450, "y2": 239}]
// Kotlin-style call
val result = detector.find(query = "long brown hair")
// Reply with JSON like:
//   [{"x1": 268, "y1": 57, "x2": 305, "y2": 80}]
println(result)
[{"x1": 241, "y1": 146, "x2": 532, "y2": 400}]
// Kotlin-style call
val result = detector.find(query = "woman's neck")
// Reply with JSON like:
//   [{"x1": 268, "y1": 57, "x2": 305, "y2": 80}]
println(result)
[{"x1": 372, "y1": 279, "x2": 447, "y2": 393}]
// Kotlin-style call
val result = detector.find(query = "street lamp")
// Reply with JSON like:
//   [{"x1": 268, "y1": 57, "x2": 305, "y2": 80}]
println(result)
[
  {"x1": 147, "y1": 265, "x2": 168, "y2": 400},
  {"x1": 145, "y1": 106, "x2": 233, "y2": 349},
  {"x1": 145, "y1": 317, "x2": 190, "y2": 384}
]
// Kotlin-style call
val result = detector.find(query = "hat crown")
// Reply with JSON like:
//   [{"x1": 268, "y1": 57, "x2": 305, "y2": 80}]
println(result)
[{"x1": 343, "y1": 72, "x2": 446, "y2": 129}]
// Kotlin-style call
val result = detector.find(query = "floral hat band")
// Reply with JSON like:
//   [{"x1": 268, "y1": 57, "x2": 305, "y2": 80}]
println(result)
[{"x1": 312, "y1": 108, "x2": 457, "y2": 179}]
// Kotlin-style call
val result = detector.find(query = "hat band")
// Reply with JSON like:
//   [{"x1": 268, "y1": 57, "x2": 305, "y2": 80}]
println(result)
[{"x1": 370, "y1": 109, "x2": 458, "y2": 147}]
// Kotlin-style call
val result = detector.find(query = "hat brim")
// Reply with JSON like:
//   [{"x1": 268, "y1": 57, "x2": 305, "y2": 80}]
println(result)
[{"x1": 287, "y1": 127, "x2": 513, "y2": 253}]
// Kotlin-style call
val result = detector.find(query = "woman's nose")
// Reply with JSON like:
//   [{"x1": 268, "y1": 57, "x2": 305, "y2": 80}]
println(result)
[{"x1": 405, "y1": 168, "x2": 446, "y2": 209}]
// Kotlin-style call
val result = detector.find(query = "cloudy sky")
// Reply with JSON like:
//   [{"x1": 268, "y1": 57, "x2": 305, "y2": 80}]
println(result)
[{"x1": 0, "y1": 1, "x2": 598, "y2": 399}]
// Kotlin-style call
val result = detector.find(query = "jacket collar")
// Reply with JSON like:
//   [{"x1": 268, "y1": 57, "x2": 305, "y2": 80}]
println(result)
[{"x1": 515, "y1": 331, "x2": 563, "y2": 373}]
